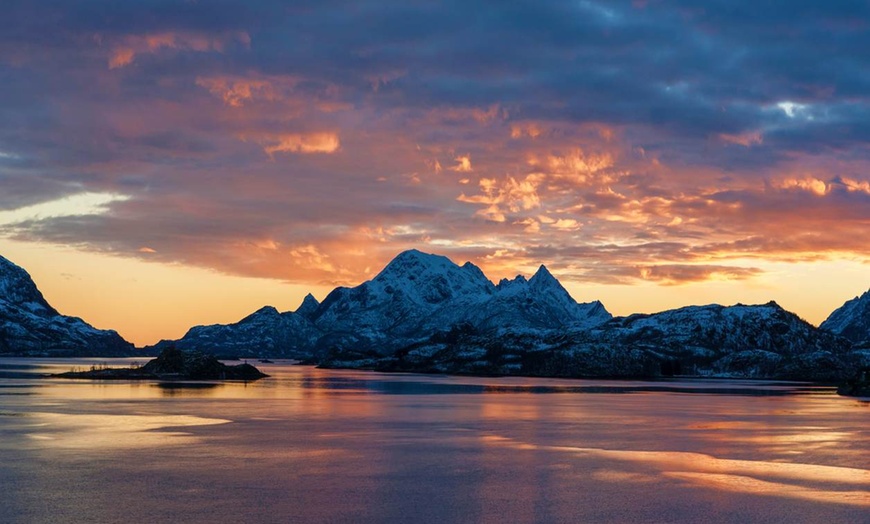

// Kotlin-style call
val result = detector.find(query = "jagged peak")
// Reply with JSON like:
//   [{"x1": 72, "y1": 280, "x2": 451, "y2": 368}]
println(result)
[
  {"x1": 460, "y1": 260, "x2": 486, "y2": 277},
  {"x1": 295, "y1": 293, "x2": 320, "y2": 317},
  {"x1": 241, "y1": 305, "x2": 280, "y2": 322},
  {"x1": 529, "y1": 264, "x2": 555, "y2": 282},
  {"x1": 496, "y1": 274, "x2": 528, "y2": 290},
  {"x1": 528, "y1": 265, "x2": 567, "y2": 292}
]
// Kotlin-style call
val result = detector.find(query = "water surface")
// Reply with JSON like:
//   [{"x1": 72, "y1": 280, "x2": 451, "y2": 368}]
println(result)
[{"x1": 0, "y1": 359, "x2": 867, "y2": 523}]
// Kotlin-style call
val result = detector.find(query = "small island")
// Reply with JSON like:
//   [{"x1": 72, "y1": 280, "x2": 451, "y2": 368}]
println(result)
[{"x1": 52, "y1": 347, "x2": 268, "y2": 381}]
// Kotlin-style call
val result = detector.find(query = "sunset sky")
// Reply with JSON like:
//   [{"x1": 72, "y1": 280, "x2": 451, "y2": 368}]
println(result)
[{"x1": 2, "y1": 1, "x2": 869, "y2": 346}]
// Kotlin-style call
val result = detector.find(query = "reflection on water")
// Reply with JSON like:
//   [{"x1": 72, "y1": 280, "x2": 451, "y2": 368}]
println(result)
[
  {"x1": 26, "y1": 413, "x2": 231, "y2": 449},
  {"x1": 0, "y1": 358, "x2": 867, "y2": 523}
]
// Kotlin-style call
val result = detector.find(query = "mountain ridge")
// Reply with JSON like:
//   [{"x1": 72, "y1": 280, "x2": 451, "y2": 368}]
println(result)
[
  {"x1": 0, "y1": 255, "x2": 134, "y2": 357},
  {"x1": 2, "y1": 248, "x2": 868, "y2": 382},
  {"x1": 142, "y1": 249, "x2": 868, "y2": 382}
]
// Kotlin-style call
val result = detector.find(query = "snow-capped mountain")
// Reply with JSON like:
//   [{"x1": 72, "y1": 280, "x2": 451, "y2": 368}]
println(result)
[
  {"x1": 579, "y1": 302, "x2": 854, "y2": 379},
  {"x1": 134, "y1": 248, "x2": 865, "y2": 381},
  {"x1": 821, "y1": 289, "x2": 870, "y2": 347},
  {"x1": 308, "y1": 249, "x2": 496, "y2": 352},
  {"x1": 0, "y1": 255, "x2": 133, "y2": 356},
  {"x1": 148, "y1": 304, "x2": 321, "y2": 359},
  {"x1": 308, "y1": 249, "x2": 610, "y2": 353},
  {"x1": 153, "y1": 249, "x2": 612, "y2": 358},
  {"x1": 327, "y1": 301, "x2": 855, "y2": 381},
  {"x1": 472, "y1": 265, "x2": 610, "y2": 332}
]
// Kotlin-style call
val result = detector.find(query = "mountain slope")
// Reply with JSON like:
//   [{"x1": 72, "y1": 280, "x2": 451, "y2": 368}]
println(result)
[
  {"x1": 309, "y1": 249, "x2": 610, "y2": 354},
  {"x1": 0, "y1": 255, "x2": 133, "y2": 356},
  {"x1": 327, "y1": 301, "x2": 855, "y2": 381},
  {"x1": 471, "y1": 266, "x2": 610, "y2": 332},
  {"x1": 151, "y1": 249, "x2": 612, "y2": 358},
  {"x1": 148, "y1": 304, "x2": 322, "y2": 359},
  {"x1": 821, "y1": 290, "x2": 870, "y2": 346}
]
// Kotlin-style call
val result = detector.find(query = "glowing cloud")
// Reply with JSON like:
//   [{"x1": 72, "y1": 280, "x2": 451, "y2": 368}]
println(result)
[
  {"x1": 260, "y1": 133, "x2": 341, "y2": 157},
  {"x1": 196, "y1": 76, "x2": 288, "y2": 107},
  {"x1": 451, "y1": 155, "x2": 473, "y2": 172},
  {"x1": 107, "y1": 31, "x2": 249, "y2": 69}
]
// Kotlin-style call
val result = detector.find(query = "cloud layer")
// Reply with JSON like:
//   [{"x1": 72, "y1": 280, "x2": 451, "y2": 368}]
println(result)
[{"x1": 1, "y1": 0, "x2": 869, "y2": 287}]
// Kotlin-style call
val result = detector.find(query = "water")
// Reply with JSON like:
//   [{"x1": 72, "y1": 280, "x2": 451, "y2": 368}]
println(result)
[{"x1": 0, "y1": 358, "x2": 867, "y2": 523}]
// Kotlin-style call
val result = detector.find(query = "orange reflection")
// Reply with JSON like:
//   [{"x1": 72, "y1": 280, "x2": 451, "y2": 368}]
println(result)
[
  {"x1": 27, "y1": 413, "x2": 230, "y2": 449},
  {"x1": 665, "y1": 472, "x2": 869, "y2": 507},
  {"x1": 481, "y1": 434, "x2": 870, "y2": 507}
]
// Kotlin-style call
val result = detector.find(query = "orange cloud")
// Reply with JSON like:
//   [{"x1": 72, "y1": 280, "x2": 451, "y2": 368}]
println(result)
[
  {"x1": 510, "y1": 122, "x2": 542, "y2": 139},
  {"x1": 527, "y1": 148, "x2": 616, "y2": 186},
  {"x1": 257, "y1": 133, "x2": 341, "y2": 157},
  {"x1": 196, "y1": 76, "x2": 294, "y2": 107},
  {"x1": 108, "y1": 31, "x2": 249, "y2": 69},
  {"x1": 457, "y1": 174, "x2": 543, "y2": 222},
  {"x1": 776, "y1": 177, "x2": 828, "y2": 195},
  {"x1": 427, "y1": 104, "x2": 507, "y2": 125},
  {"x1": 451, "y1": 155, "x2": 473, "y2": 172}
]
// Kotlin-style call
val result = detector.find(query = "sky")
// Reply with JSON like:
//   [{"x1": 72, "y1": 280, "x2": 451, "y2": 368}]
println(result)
[{"x1": 1, "y1": 1, "x2": 869, "y2": 346}]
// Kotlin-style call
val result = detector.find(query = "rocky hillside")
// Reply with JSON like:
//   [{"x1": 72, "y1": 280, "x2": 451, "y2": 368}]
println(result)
[
  {"x1": 148, "y1": 305, "x2": 321, "y2": 359},
  {"x1": 323, "y1": 302, "x2": 857, "y2": 382},
  {"x1": 821, "y1": 289, "x2": 870, "y2": 347},
  {"x1": 0, "y1": 256, "x2": 134, "y2": 357}
]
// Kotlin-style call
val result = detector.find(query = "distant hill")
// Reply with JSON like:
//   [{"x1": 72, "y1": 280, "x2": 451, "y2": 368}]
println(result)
[{"x1": 0, "y1": 255, "x2": 134, "y2": 357}]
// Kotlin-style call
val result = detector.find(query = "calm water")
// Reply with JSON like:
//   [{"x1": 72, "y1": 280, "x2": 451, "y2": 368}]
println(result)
[{"x1": 0, "y1": 359, "x2": 867, "y2": 523}]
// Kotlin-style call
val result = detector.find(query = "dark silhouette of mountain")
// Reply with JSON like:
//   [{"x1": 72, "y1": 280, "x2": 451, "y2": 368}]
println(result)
[{"x1": 0, "y1": 255, "x2": 133, "y2": 356}]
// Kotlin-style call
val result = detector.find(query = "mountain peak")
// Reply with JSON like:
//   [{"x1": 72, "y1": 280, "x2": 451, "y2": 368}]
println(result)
[
  {"x1": 394, "y1": 248, "x2": 438, "y2": 263},
  {"x1": 241, "y1": 305, "x2": 280, "y2": 322},
  {"x1": 296, "y1": 293, "x2": 320, "y2": 318},
  {"x1": 529, "y1": 264, "x2": 558, "y2": 286},
  {"x1": 376, "y1": 249, "x2": 454, "y2": 278}
]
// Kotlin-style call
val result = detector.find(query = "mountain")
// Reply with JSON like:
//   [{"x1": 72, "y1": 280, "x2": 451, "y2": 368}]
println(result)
[
  {"x1": 308, "y1": 249, "x2": 496, "y2": 353},
  {"x1": 148, "y1": 304, "x2": 321, "y2": 359},
  {"x1": 308, "y1": 249, "x2": 610, "y2": 354},
  {"x1": 821, "y1": 289, "x2": 870, "y2": 347},
  {"x1": 152, "y1": 249, "x2": 612, "y2": 358},
  {"x1": 134, "y1": 248, "x2": 865, "y2": 382},
  {"x1": 331, "y1": 301, "x2": 856, "y2": 381},
  {"x1": 578, "y1": 302, "x2": 854, "y2": 380},
  {"x1": 0, "y1": 255, "x2": 134, "y2": 356},
  {"x1": 295, "y1": 293, "x2": 320, "y2": 319},
  {"x1": 473, "y1": 265, "x2": 609, "y2": 332}
]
